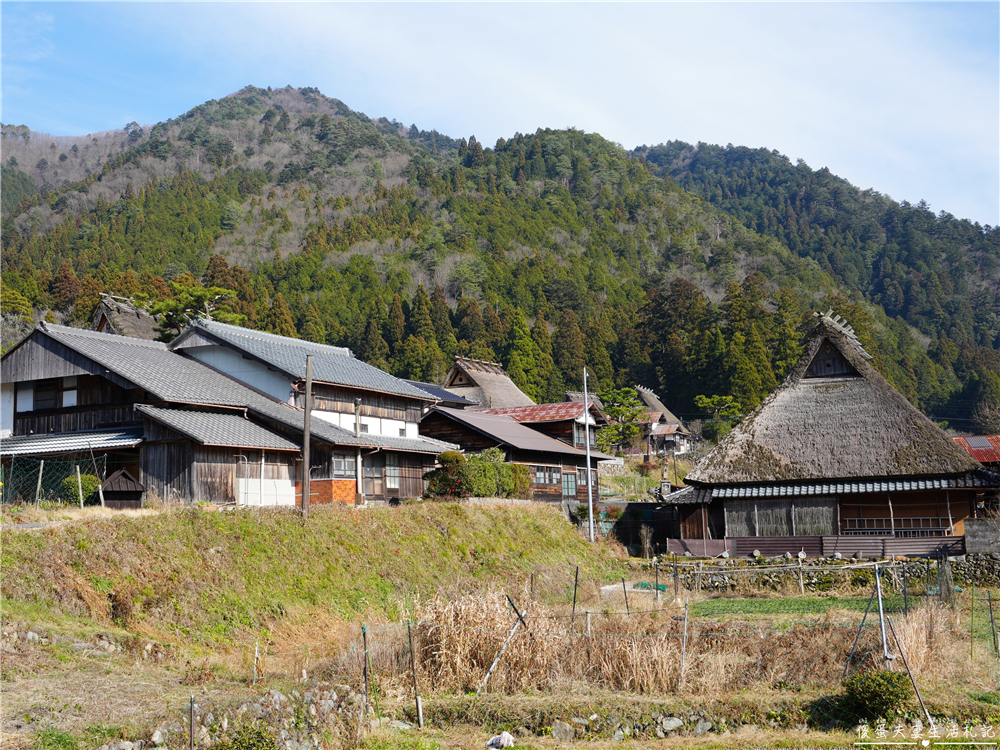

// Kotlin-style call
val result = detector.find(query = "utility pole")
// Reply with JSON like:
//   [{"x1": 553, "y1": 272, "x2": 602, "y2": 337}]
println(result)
[
  {"x1": 584, "y1": 367, "x2": 594, "y2": 543},
  {"x1": 302, "y1": 355, "x2": 313, "y2": 520}
]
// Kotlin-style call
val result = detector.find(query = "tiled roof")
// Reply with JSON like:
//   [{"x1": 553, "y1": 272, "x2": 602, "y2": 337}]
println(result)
[
  {"x1": 699, "y1": 474, "x2": 996, "y2": 499},
  {"x1": 954, "y1": 435, "x2": 1000, "y2": 464},
  {"x1": 478, "y1": 402, "x2": 599, "y2": 423},
  {"x1": 0, "y1": 428, "x2": 143, "y2": 456},
  {"x1": 428, "y1": 406, "x2": 609, "y2": 458},
  {"x1": 178, "y1": 319, "x2": 432, "y2": 401},
  {"x1": 404, "y1": 380, "x2": 479, "y2": 406},
  {"x1": 136, "y1": 405, "x2": 300, "y2": 451},
  {"x1": 34, "y1": 325, "x2": 455, "y2": 456}
]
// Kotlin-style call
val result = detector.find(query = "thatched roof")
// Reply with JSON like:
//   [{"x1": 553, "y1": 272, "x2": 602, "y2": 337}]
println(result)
[
  {"x1": 91, "y1": 296, "x2": 159, "y2": 340},
  {"x1": 687, "y1": 313, "x2": 980, "y2": 485},
  {"x1": 442, "y1": 357, "x2": 535, "y2": 410},
  {"x1": 635, "y1": 385, "x2": 682, "y2": 424}
]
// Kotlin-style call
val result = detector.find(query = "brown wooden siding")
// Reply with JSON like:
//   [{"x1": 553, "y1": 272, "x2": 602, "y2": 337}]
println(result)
[
  {"x1": 420, "y1": 414, "x2": 501, "y2": 452},
  {"x1": 298, "y1": 386, "x2": 423, "y2": 423},
  {"x1": 2, "y1": 334, "x2": 135, "y2": 389}
]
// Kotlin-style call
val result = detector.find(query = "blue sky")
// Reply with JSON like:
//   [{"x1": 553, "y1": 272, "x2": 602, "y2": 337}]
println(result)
[{"x1": 2, "y1": 2, "x2": 998, "y2": 225}]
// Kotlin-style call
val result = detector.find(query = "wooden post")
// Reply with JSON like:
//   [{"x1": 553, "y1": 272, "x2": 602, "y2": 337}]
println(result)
[
  {"x1": 679, "y1": 599, "x2": 689, "y2": 690},
  {"x1": 797, "y1": 558, "x2": 805, "y2": 596},
  {"x1": 902, "y1": 570, "x2": 909, "y2": 617},
  {"x1": 622, "y1": 577, "x2": 630, "y2": 616},
  {"x1": 673, "y1": 562, "x2": 679, "y2": 598},
  {"x1": 407, "y1": 620, "x2": 423, "y2": 728},
  {"x1": 189, "y1": 695, "x2": 194, "y2": 750},
  {"x1": 96, "y1": 472, "x2": 105, "y2": 508},
  {"x1": 571, "y1": 566, "x2": 579, "y2": 627},
  {"x1": 945, "y1": 490, "x2": 953, "y2": 536},
  {"x1": 655, "y1": 564, "x2": 659, "y2": 602},
  {"x1": 887, "y1": 491, "x2": 895, "y2": 538},
  {"x1": 586, "y1": 611, "x2": 592, "y2": 664},
  {"x1": 696, "y1": 560, "x2": 703, "y2": 592},
  {"x1": 302, "y1": 355, "x2": 313, "y2": 520},
  {"x1": 76, "y1": 465, "x2": 83, "y2": 509},
  {"x1": 530, "y1": 572, "x2": 535, "y2": 601},
  {"x1": 34, "y1": 460, "x2": 44, "y2": 506},
  {"x1": 874, "y1": 564, "x2": 891, "y2": 668},
  {"x1": 477, "y1": 610, "x2": 524, "y2": 695}
]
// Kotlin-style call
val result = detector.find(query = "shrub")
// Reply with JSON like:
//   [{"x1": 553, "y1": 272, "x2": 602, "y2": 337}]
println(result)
[
  {"x1": 843, "y1": 669, "x2": 913, "y2": 719},
  {"x1": 423, "y1": 452, "x2": 467, "y2": 498},
  {"x1": 211, "y1": 722, "x2": 276, "y2": 750},
  {"x1": 637, "y1": 461, "x2": 658, "y2": 477},
  {"x1": 60, "y1": 474, "x2": 101, "y2": 504}
]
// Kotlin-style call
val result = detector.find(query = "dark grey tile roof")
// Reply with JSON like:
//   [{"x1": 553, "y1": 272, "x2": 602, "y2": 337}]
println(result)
[
  {"x1": 404, "y1": 380, "x2": 479, "y2": 406},
  {"x1": 704, "y1": 474, "x2": 998, "y2": 498},
  {"x1": 179, "y1": 319, "x2": 432, "y2": 401},
  {"x1": 35, "y1": 324, "x2": 455, "y2": 456},
  {"x1": 428, "y1": 406, "x2": 610, "y2": 458},
  {"x1": 0, "y1": 428, "x2": 143, "y2": 456},
  {"x1": 136, "y1": 405, "x2": 300, "y2": 451}
]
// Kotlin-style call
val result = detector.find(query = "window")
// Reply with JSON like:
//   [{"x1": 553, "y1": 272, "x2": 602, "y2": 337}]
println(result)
[
  {"x1": 578, "y1": 468, "x2": 598, "y2": 488},
  {"x1": 562, "y1": 471, "x2": 577, "y2": 497},
  {"x1": 34, "y1": 379, "x2": 58, "y2": 410},
  {"x1": 386, "y1": 453, "x2": 399, "y2": 490},
  {"x1": 399, "y1": 428, "x2": 406, "y2": 437},
  {"x1": 574, "y1": 423, "x2": 596, "y2": 448},
  {"x1": 359, "y1": 423, "x2": 369, "y2": 434},
  {"x1": 333, "y1": 454, "x2": 356, "y2": 478},
  {"x1": 533, "y1": 466, "x2": 560, "y2": 485}
]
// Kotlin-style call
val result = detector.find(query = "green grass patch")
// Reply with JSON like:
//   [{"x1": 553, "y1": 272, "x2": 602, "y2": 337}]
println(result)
[
  {"x1": 692, "y1": 596, "x2": 907, "y2": 617},
  {"x1": 33, "y1": 727, "x2": 78, "y2": 750},
  {"x1": 1, "y1": 503, "x2": 625, "y2": 647}
]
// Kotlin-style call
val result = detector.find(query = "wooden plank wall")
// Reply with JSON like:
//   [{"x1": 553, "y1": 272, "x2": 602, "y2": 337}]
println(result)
[{"x1": 304, "y1": 386, "x2": 423, "y2": 423}]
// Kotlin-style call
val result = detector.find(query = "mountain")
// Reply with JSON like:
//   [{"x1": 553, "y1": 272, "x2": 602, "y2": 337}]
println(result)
[{"x1": 2, "y1": 86, "x2": 998, "y2": 432}]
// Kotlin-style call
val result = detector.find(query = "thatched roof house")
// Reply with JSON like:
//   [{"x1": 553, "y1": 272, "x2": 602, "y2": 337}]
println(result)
[
  {"x1": 442, "y1": 357, "x2": 535, "y2": 410},
  {"x1": 91, "y1": 295, "x2": 159, "y2": 340},
  {"x1": 667, "y1": 312, "x2": 996, "y2": 558}
]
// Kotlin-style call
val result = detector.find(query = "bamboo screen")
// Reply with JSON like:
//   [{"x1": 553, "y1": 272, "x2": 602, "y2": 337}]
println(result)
[{"x1": 724, "y1": 496, "x2": 836, "y2": 537}]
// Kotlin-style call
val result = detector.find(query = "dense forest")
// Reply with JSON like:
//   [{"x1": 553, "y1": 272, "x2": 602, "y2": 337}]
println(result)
[{"x1": 1, "y1": 86, "x2": 998, "y2": 433}]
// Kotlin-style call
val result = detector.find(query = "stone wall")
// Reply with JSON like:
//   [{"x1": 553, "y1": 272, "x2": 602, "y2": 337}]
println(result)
[{"x1": 964, "y1": 519, "x2": 1000, "y2": 555}]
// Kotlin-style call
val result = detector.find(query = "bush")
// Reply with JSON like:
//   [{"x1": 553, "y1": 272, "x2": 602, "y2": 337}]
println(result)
[
  {"x1": 423, "y1": 452, "x2": 467, "y2": 498},
  {"x1": 843, "y1": 669, "x2": 913, "y2": 719},
  {"x1": 211, "y1": 722, "x2": 276, "y2": 750},
  {"x1": 60, "y1": 474, "x2": 100, "y2": 504}
]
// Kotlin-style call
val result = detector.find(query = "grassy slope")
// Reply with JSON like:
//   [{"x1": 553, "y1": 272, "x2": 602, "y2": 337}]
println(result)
[{"x1": 0, "y1": 503, "x2": 625, "y2": 646}]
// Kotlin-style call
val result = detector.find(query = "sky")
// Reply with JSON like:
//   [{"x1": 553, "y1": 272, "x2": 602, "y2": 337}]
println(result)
[{"x1": 2, "y1": 2, "x2": 998, "y2": 226}]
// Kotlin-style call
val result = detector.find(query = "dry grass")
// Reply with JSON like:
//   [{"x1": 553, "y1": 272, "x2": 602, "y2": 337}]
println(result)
[{"x1": 1, "y1": 504, "x2": 161, "y2": 527}]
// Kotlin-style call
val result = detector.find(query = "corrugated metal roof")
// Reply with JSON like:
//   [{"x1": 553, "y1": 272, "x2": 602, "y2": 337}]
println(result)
[
  {"x1": 478, "y1": 402, "x2": 602, "y2": 424},
  {"x1": 706, "y1": 474, "x2": 995, "y2": 499},
  {"x1": 954, "y1": 435, "x2": 1000, "y2": 463},
  {"x1": 0, "y1": 428, "x2": 143, "y2": 456},
  {"x1": 136, "y1": 405, "x2": 300, "y2": 450},
  {"x1": 179, "y1": 319, "x2": 432, "y2": 401}
]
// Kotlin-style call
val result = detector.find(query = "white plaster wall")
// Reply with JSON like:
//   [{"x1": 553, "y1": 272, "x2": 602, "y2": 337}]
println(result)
[
  {"x1": 0, "y1": 382, "x2": 12, "y2": 437},
  {"x1": 184, "y1": 345, "x2": 292, "y2": 402}
]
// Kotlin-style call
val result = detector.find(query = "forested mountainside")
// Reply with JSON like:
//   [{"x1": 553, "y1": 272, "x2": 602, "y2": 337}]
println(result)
[{"x1": 2, "y1": 86, "x2": 998, "y2": 432}]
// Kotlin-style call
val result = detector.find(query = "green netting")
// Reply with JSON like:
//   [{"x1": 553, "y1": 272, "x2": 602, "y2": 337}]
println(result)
[{"x1": 1, "y1": 453, "x2": 107, "y2": 505}]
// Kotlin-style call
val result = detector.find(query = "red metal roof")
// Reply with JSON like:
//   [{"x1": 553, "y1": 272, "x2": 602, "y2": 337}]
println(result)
[
  {"x1": 954, "y1": 435, "x2": 1000, "y2": 464},
  {"x1": 479, "y1": 402, "x2": 594, "y2": 423}
]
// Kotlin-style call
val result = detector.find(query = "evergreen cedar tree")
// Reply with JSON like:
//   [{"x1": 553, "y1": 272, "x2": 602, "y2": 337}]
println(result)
[{"x1": 2, "y1": 86, "x2": 997, "y2": 430}]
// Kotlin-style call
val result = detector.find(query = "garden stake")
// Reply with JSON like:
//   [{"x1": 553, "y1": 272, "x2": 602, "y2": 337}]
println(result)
[
  {"x1": 571, "y1": 566, "x2": 579, "y2": 627},
  {"x1": 679, "y1": 599, "x2": 689, "y2": 691},
  {"x1": 530, "y1": 572, "x2": 534, "y2": 601},
  {"x1": 843, "y1": 583, "x2": 878, "y2": 678},
  {"x1": 362, "y1": 625, "x2": 370, "y2": 720},
  {"x1": 34, "y1": 460, "x2": 44, "y2": 506},
  {"x1": 902, "y1": 570, "x2": 909, "y2": 617},
  {"x1": 407, "y1": 620, "x2": 423, "y2": 728},
  {"x1": 655, "y1": 565, "x2": 659, "y2": 602},
  {"x1": 189, "y1": 695, "x2": 194, "y2": 750},
  {"x1": 673, "y1": 562, "x2": 679, "y2": 598},
  {"x1": 874, "y1": 563, "x2": 892, "y2": 668},
  {"x1": 622, "y1": 578, "x2": 630, "y2": 616},
  {"x1": 76, "y1": 465, "x2": 83, "y2": 508},
  {"x1": 477, "y1": 608, "x2": 524, "y2": 695},
  {"x1": 970, "y1": 587, "x2": 975, "y2": 662},
  {"x1": 989, "y1": 590, "x2": 998, "y2": 657},
  {"x1": 887, "y1": 616, "x2": 934, "y2": 731}
]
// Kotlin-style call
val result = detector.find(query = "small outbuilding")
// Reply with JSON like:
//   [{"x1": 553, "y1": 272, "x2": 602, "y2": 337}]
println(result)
[{"x1": 100, "y1": 468, "x2": 146, "y2": 509}]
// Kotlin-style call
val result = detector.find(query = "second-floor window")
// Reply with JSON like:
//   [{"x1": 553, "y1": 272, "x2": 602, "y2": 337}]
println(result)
[{"x1": 574, "y1": 423, "x2": 597, "y2": 448}]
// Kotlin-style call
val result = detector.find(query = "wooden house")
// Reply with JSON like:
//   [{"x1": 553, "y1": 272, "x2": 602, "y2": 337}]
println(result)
[
  {"x1": 476, "y1": 402, "x2": 607, "y2": 451},
  {"x1": 441, "y1": 357, "x2": 535, "y2": 409},
  {"x1": 419, "y1": 405, "x2": 609, "y2": 503},
  {"x1": 635, "y1": 385, "x2": 693, "y2": 455},
  {"x1": 662, "y1": 312, "x2": 998, "y2": 558},
  {"x1": 1, "y1": 321, "x2": 456, "y2": 507}
]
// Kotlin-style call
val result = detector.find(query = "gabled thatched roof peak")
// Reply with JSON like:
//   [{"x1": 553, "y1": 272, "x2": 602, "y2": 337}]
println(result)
[{"x1": 686, "y1": 313, "x2": 980, "y2": 485}]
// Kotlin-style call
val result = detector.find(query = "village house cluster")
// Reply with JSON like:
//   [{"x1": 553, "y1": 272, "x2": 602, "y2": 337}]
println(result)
[{"x1": 1, "y1": 299, "x2": 997, "y2": 558}]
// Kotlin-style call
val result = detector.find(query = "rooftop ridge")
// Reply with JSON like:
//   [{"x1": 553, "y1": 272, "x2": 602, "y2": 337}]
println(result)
[
  {"x1": 814, "y1": 309, "x2": 873, "y2": 360},
  {"x1": 192, "y1": 318, "x2": 353, "y2": 357}
]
